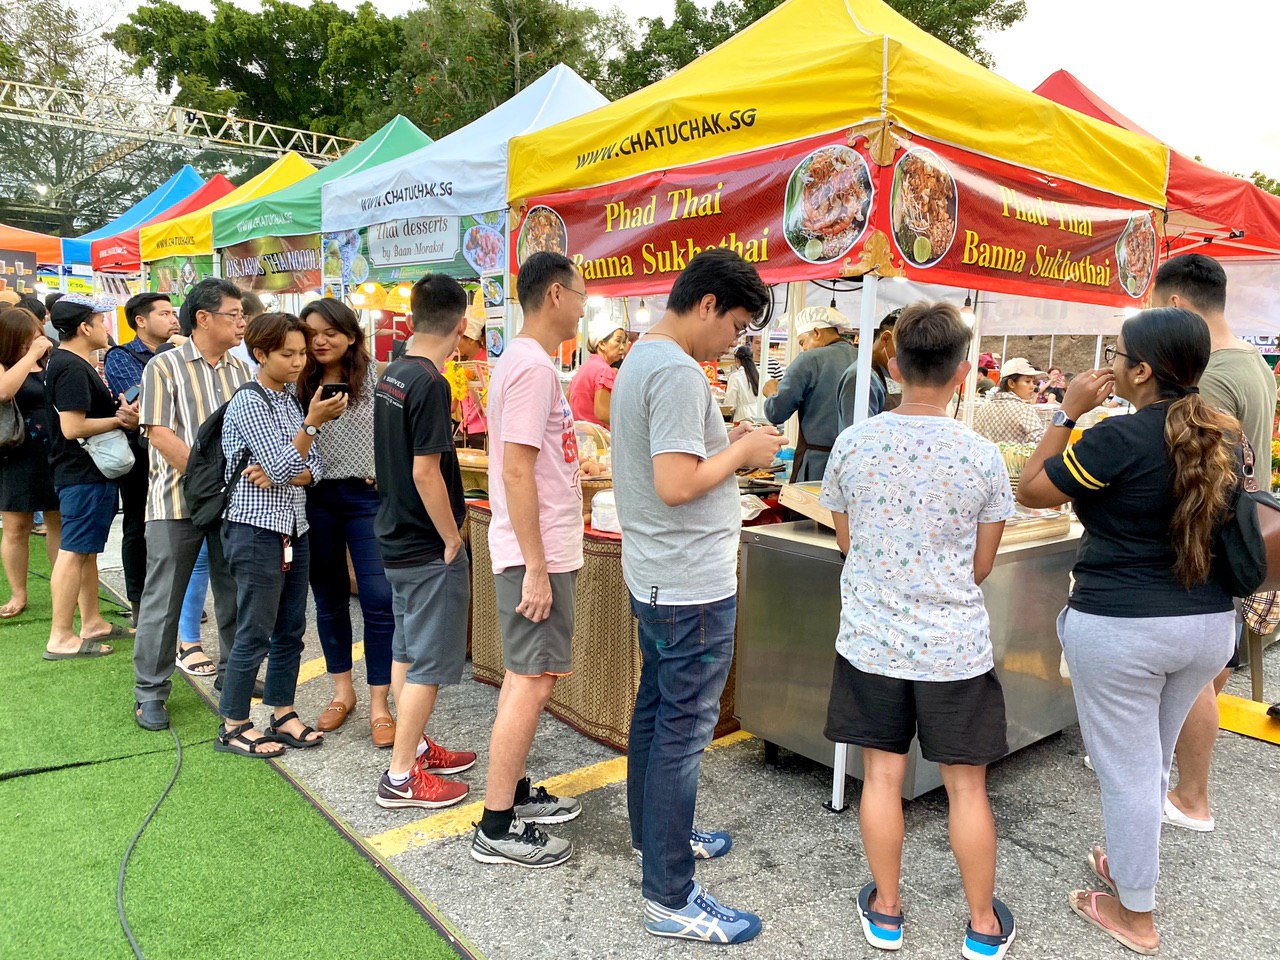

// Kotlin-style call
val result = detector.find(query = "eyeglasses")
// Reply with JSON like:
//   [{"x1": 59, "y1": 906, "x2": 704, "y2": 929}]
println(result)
[
  {"x1": 210, "y1": 310, "x2": 246, "y2": 321},
  {"x1": 558, "y1": 285, "x2": 588, "y2": 301},
  {"x1": 1103, "y1": 345, "x2": 1140, "y2": 365}
]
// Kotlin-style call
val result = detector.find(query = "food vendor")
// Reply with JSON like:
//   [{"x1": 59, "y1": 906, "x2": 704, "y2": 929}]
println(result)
[
  {"x1": 569, "y1": 316, "x2": 626, "y2": 427},
  {"x1": 763, "y1": 305, "x2": 857, "y2": 481},
  {"x1": 458, "y1": 314, "x2": 487, "y2": 448},
  {"x1": 973, "y1": 357, "x2": 1047, "y2": 443}
]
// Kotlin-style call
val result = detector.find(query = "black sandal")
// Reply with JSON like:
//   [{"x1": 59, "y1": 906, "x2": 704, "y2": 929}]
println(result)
[
  {"x1": 214, "y1": 722, "x2": 282, "y2": 759},
  {"x1": 264, "y1": 711, "x2": 324, "y2": 749},
  {"x1": 176, "y1": 644, "x2": 217, "y2": 677}
]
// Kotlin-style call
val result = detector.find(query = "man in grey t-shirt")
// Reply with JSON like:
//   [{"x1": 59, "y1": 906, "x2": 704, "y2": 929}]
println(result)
[
  {"x1": 1154, "y1": 253, "x2": 1280, "y2": 828},
  {"x1": 612, "y1": 249, "x2": 786, "y2": 945}
]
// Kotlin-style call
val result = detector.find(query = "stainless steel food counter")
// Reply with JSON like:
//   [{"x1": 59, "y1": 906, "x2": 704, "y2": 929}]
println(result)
[{"x1": 736, "y1": 520, "x2": 1081, "y2": 800}]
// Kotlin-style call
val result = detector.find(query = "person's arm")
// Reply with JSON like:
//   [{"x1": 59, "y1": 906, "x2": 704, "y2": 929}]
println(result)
[
  {"x1": 1021, "y1": 405, "x2": 1046, "y2": 443},
  {"x1": 1018, "y1": 368, "x2": 1118, "y2": 508},
  {"x1": 832, "y1": 511, "x2": 850, "y2": 555},
  {"x1": 53, "y1": 362, "x2": 137, "y2": 438},
  {"x1": 58, "y1": 406, "x2": 134, "y2": 440},
  {"x1": 232, "y1": 393, "x2": 312, "y2": 486},
  {"x1": 763, "y1": 354, "x2": 813, "y2": 425},
  {"x1": 973, "y1": 522, "x2": 1005, "y2": 585},
  {"x1": 593, "y1": 387, "x2": 612, "y2": 427},
  {"x1": 139, "y1": 356, "x2": 189, "y2": 469},
  {"x1": 412, "y1": 453, "x2": 462, "y2": 562},
  {"x1": 0, "y1": 336, "x2": 51, "y2": 401},
  {"x1": 503, "y1": 442, "x2": 554, "y2": 622},
  {"x1": 653, "y1": 432, "x2": 783, "y2": 507},
  {"x1": 102, "y1": 348, "x2": 135, "y2": 398},
  {"x1": 148, "y1": 426, "x2": 189, "y2": 473}
]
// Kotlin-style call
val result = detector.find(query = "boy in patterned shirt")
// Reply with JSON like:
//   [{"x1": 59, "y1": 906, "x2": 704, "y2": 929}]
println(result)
[{"x1": 820, "y1": 301, "x2": 1018, "y2": 959}]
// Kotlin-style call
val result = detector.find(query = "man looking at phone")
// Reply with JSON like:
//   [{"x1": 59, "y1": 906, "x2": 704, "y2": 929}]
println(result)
[
  {"x1": 104, "y1": 293, "x2": 179, "y2": 625},
  {"x1": 132, "y1": 278, "x2": 252, "y2": 731}
]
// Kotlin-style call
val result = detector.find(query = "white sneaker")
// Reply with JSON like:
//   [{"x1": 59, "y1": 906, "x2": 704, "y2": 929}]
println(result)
[{"x1": 1163, "y1": 796, "x2": 1215, "y2": 832}]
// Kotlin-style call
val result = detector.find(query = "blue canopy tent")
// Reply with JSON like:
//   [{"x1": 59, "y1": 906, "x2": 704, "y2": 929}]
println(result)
[{"x1": 60, "y1": 165, "x2": 205, "y2": 266}]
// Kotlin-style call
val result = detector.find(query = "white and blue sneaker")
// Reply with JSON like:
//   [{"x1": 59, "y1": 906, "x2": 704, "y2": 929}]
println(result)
[
  {"x1": 962, "y1": 897, "x2": 1016, "y2": 960},
  {"x1": 857, "y1": 881, "x2": 904, "y2": 951},
  {"x1": 644, "y1": 883, "x2": 762, "y2": 944},
  {"x1": 634, "y1": 828, "x2": 733, "y2": 866}
]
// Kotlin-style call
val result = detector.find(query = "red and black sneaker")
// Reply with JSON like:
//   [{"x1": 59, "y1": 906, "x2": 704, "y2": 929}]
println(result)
[
  {"x1": 420, "y1": 737, "x2": 477, "y2": 775},
  {"x1": 376, "y1": 766, "x2": 469, "y2": 810}
]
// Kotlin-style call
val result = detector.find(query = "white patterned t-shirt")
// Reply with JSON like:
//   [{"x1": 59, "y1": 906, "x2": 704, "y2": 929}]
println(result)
[{"x1": 819, "y1": 414, "x2": 1015, "y2": 681}]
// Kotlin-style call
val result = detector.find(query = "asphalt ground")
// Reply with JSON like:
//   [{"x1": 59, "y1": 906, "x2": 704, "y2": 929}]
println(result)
[{"x1": 95, "y1": 522, "x2": 1280, "y2": 960}]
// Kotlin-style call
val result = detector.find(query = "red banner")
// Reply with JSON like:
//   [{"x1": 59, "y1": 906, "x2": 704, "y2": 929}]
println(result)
[{"x1": 512, "y1": 129, "x2": 1159, "y2": 308}]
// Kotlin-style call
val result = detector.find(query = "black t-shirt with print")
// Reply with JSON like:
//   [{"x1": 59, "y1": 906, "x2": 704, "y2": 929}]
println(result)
[
  {"x1": 373, "y1": 356, "x2": 465, "y2": 567},
  {"x1": 1044, "y1": 401, "x2": 1233, "y2": 618},
  {"x1": 43, "y1": 348, "x2": 118, "y2": 488}
]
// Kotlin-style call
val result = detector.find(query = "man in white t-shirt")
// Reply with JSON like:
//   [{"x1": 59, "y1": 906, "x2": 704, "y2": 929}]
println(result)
[
  {"x1": 470, "y1": 252, "x2": 587, "y2": 869},
  {"x1": 612, "y1": 249, "x2": 786, "y2": 945}
]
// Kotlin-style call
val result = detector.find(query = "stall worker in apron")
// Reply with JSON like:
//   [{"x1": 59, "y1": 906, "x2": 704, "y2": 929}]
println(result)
[{"x1": 763, "y1": 305, "x2": 856, "y2": 481}]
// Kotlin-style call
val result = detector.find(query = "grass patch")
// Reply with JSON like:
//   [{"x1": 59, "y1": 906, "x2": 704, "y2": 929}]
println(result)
[{"x1": 0, "y1": 533, "x2": 463, "y2": 960}]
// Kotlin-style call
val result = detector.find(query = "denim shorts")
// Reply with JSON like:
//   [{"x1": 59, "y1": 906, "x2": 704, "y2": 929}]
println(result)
[
  {"x1": 386, "y1": 547, "x2": 471, "y2": 685},
  {"x1": 56, "y1": 482, "x2": 118, "y2": 555}
]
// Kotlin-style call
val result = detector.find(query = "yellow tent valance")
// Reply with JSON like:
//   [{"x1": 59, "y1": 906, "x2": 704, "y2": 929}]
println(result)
[
  {"x1": 140, "y1": 153, "x2": 316, "y2": 262},
  {"x1": 508, "y1": 0, "x2": 1167, "y2": 209}
]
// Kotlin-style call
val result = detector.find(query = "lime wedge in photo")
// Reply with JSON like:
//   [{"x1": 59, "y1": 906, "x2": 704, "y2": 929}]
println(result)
[
  {"x1": 913, "y1": 235, "x2": 932, "y2": 262},
  {"x1": 804, "y1": 238, "x2": 824, "y2": 260}
]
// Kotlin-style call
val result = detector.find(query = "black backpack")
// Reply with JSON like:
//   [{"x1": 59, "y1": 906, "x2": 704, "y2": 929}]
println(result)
[{"x1": 182, "y1": 381, "x2": 272, "y2": 535}]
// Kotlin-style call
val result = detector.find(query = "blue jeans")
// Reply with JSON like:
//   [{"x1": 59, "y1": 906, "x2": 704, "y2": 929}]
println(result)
[
  {"x1": 627, "y1": 594, "x2": 736, "y2": 908},
  {"x1": 217, "y1": 522, "x2": 310, "y2": 722},
  {"x1": 178, "y1": 541, "x2": 210, "y2": 645},
  {"x1": 306, "y1": 479, "x2": 394, "y2": 687}
]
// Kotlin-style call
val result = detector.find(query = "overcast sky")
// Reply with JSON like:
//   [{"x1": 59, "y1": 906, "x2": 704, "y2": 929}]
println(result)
[{"x1": 195, "y1": 0, "x2": 1274, "y2": 176}]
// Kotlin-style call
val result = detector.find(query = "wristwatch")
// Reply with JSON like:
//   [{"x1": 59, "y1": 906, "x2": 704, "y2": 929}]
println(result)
[
  {"x1": 1051, "y1": 410, "x2": 1076, "y2": 430},
  {"x1": 303, "y1": 423, "x2": 319, "y2": 437}
]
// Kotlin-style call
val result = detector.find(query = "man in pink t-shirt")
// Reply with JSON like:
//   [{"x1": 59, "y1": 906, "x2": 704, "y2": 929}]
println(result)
[{"x1": 471, "y1": 252, "x2": 587, "y2": 870}]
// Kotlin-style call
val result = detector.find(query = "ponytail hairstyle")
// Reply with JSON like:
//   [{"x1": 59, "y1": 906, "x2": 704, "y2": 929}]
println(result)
[
  {"x1": 734, "y1": 344, "x2": 760, "y2": 395},
  {"x1": 1119, "y1": 307, "x2": 1239, "y2": 587}
]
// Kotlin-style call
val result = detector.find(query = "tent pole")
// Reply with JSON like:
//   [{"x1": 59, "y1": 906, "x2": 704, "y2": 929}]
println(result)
[
  {"x1": 1094, "y1": 335, "x2": 1103, "y2": 369},
  {"x1": 962, "y1": 298, "x2": 982, "y2": 428},
  {"x1": 852, "y1": 274, "x2": 879, "y2": 423},
  {"x1": 1048, "y1": 334, "x2": 1055, "y2": 369}
]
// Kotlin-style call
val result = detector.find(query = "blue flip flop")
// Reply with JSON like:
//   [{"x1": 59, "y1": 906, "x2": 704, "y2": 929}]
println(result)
[
  {"x1": 857, "y1": 881, "x2": 904, "y2": 951},
  {"x1": 962, "y1": 896, "x2": 1017, "y2": 959}
]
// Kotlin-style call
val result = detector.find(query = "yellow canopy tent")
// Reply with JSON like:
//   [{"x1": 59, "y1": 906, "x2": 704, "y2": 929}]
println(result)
[
  {"x1": 139, "y1": 153, "x2": 316, "y2": 262},
  {"x1": 509, "y1": 0, "x2": 1166, "y2": 209}
]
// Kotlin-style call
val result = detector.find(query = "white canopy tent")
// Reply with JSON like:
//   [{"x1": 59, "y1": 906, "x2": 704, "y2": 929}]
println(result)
[{"x1": 320, "y1": 65, "x2": 608, "y2": 231}]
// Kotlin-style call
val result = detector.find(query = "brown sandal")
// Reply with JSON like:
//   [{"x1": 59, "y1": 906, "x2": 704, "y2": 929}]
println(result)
[
  {"x1": 316, "y1": 700, "x2": 353, "y2": 732},
  {"x1": 371, "y1": 715, "x2": 396, "y2": 748}
]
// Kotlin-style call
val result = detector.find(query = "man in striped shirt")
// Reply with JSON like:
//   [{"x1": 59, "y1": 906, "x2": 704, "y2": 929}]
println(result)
[{"x1": 131, "y1": 278, "x2": 252, "y2": 732}]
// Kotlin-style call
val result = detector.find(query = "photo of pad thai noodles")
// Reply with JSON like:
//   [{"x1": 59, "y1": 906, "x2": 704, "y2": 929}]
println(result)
[
  {"x1": 783, "y1": 145, "x2": 875, "y2": 264},
  {"x1": 891, "y1": 147, "x2": 958, "y2": 267}
]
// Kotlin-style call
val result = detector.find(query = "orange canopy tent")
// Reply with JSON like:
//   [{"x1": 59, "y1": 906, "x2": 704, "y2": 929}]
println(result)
[{"x1": 0, "y1": 222, "x2": 63, "y2": 264}]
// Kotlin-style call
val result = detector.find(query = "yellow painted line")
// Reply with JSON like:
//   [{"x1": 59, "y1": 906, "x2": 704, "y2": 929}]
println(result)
[
  {"x1": 296, "y1": 641, "x2": 364, "y2": 686},
  {"x1": 1219, "y1": 693, "x2": 1280, "y2": 745},
  {"x1": 368, "y1": 729, "x2": 755, "y2": 857}
]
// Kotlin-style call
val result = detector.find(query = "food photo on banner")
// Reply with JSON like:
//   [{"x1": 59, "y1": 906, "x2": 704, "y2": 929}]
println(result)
[
  {"x1": 511, "y1": 125, "x2": 1160, "y2": 309},
  {"x1": 0, "y1": 249, "x2": 38, "y2": 296},
  {"x1": 147, "y1": 254, "x2": 215, "y2": 307},
  {"x1": 221, "y1": 233, "x2": 323, "y2": 295}
]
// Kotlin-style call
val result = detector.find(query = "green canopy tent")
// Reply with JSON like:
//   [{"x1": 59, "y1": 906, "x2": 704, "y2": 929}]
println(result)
[{"x1": 212, "y1": 115, "x2": 432, "y2": 248}]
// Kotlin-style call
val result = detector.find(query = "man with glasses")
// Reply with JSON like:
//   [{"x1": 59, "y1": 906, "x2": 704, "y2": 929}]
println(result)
[
  {"x1": 612, "y1": 249, "x2": 787, "y2": 943},
  {"x1": 104, "y1": 293, "x2": 180, "y2": 626},
  {"x1": 132, "y1": 278, "x2": 252, "y2": 731}
]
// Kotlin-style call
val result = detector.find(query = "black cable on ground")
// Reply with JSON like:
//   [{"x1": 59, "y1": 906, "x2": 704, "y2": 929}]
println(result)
[{"x1": 117, "y1": 723, "x2": 183, "y2": 960}]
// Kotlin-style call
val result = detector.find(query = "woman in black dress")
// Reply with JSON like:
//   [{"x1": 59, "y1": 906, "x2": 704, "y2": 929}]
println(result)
[{"x1": 0, "y1": 306, "x2": 60, "y2": 618}]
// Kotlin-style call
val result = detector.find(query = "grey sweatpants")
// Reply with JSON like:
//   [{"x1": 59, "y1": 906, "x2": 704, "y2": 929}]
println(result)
[{"x1": 1059, "y1": 606, "x2": 1234, "y2": 912}]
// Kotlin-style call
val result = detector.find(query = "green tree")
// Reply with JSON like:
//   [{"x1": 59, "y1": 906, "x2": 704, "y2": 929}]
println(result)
[
  {"x1": 1250, "y1": 171, "x2": 1280, "y2": 198},
  {"x1": 109, "y1": 0, "x2": 402, "y2": 137},
  {"x1": 387, "y1": 0, "x2": 629, "y2": 138},
  {"x1": 606, "y1": 0, "x2": 1026, "y2": 96}
]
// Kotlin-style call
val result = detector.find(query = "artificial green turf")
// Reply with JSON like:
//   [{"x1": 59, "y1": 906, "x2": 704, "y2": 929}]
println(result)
[{"x1": 0, "y1": 534, "x2": 463, "y2": 960}]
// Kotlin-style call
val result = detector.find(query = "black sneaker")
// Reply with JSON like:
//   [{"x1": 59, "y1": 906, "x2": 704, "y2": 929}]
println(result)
[{"x1": 470, "y1": 818, "x2": 572, "y2": 868}]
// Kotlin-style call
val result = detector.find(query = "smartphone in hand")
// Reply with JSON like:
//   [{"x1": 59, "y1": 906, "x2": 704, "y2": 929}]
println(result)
[{"x1": 320, "y1": 383, "x2": 350, "y2": 400}]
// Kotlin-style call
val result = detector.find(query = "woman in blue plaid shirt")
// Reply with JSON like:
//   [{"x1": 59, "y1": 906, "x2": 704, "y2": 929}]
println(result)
[{"x1": 215, "y1": 313, "x2": 348, "y2": 759}]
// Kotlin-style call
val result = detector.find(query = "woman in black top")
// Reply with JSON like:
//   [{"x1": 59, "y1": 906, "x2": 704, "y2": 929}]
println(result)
[
  {"x1": 0, "y1": 307, "x2": 59, "y2": 618},
  {"x1": 1018, "y1": 307, "x2": 1238, "y2": 955}
]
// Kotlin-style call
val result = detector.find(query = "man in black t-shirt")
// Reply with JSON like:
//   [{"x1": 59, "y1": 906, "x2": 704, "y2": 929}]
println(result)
[
  {"x1": 43, "y1": 296, "x2": 140, "y2": 660},
  {"x1": 373, "y1": 274, "x2": 477, "y2": 812}
]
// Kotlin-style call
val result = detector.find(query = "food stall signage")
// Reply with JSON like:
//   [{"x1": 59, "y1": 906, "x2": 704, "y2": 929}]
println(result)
[{"x1": 222, "y1": 234, "x2": 323, "y2": 295}]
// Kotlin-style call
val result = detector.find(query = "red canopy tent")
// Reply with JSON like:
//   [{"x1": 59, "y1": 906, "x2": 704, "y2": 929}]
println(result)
[
  {"x1": 1035, "y1": 70, "x2": 1280, "y2": 261},
  {"x1": 90, "y1": 174, "x2": 236, "y2": 273}
]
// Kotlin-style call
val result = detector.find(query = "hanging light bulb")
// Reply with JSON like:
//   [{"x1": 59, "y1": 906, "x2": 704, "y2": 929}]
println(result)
[
  {"x1": 397, "y1": 284, "x2": 412, "y2": 299},
  {"x1": 636, "y1": 298, "x2": 650, "y2": 326},
  {"x1": 960, "y1": 294, "x2": 976, "y2": 327},
  {"x1": 351, "y1": 292, "x2": 366, "y2": 307},
  {"x1": 361, "y1": 281, "x2": 377, "y2": 294}
]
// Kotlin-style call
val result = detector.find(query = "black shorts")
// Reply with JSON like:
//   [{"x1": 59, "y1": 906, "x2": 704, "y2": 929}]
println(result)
[{"x1": 824, "y1": 654, "x2": 1009, "y2": 766}]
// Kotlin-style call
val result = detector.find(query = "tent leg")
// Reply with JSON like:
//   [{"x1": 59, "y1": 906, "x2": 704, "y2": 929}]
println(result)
[
  {"x1": 1001, "y1": 335, "x2": 1007, "y2": 366},
  {"x1": 962, "y1": 299, "x2": 982, "y2": 427},
  {"x1": 1048, "y1": 334, "x2": 1055, "y2": 369},
  {"x1": 826, "y1": 743, "x2": 849, "y2": 813},
  {"x1": 1094, "y1": 335, "x2": 1103, "y2": 368},
  {"x1": 852, "y1": 275, "x2": 879, "y2": 424}
]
